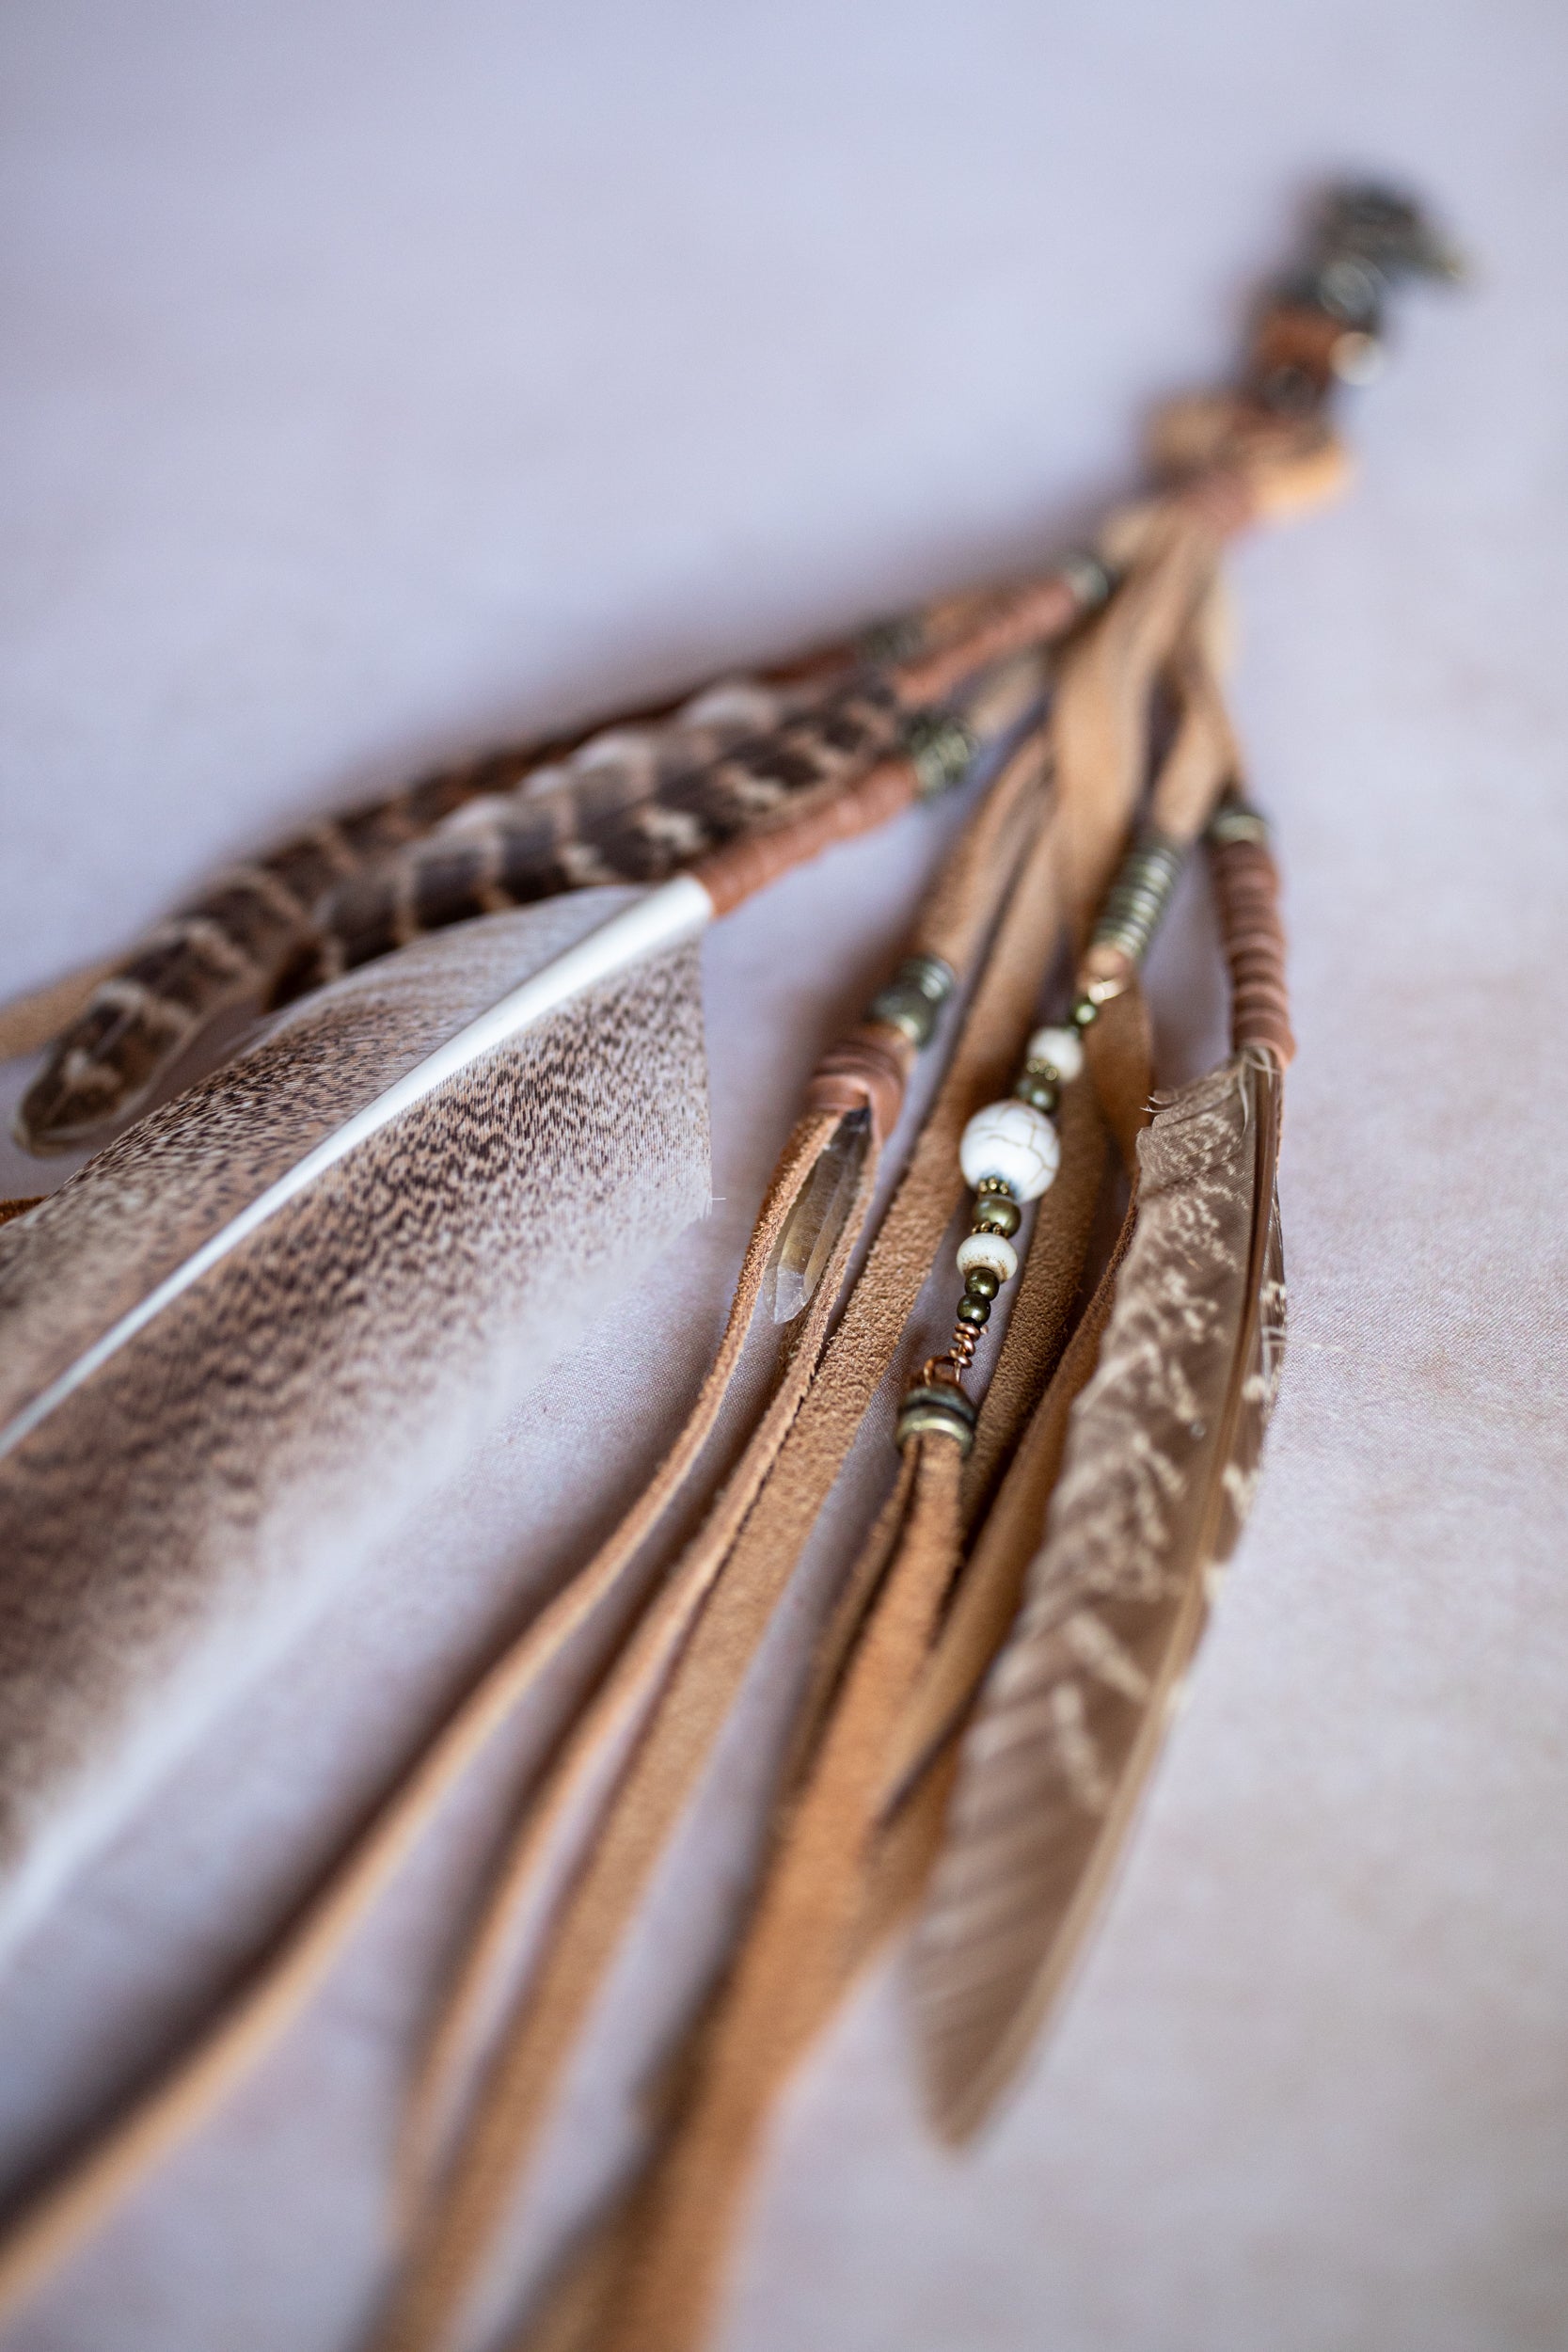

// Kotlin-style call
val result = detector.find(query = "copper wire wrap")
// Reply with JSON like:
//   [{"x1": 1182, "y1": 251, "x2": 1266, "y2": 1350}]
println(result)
[
  {"x1": 890, "y1": 567, "x2": 1101, "y2": 708},
  {"x1": 1207, "y1": 818, "x2": 1295, "y2": 1067}
]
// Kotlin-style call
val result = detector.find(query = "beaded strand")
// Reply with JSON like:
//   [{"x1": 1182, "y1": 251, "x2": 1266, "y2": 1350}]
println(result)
[
  {"x1": 895, "y1": 817, "x2": 1212, "y2": 1455},
  {"x1": 895, "y1": 1019, "x2": 1084, "y2": 1455}
]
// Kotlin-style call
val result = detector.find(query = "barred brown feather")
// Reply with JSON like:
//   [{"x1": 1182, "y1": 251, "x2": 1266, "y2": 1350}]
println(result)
[
  {"x1": 913, "y1": 1047, "x2": 1285, "y2": 2138},
  {"x1": 11, "y1": 675, "x2": 810, "y2": 1152},
  {"x1": 289, "y1": 675, "x2": 906, "y2": 992}
]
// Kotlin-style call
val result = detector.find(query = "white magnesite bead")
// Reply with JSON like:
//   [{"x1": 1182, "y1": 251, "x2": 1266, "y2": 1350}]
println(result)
[
  {"x1": 1024, "y1": 1024, "x2": 1084, "y2": 1082},
  {"x1": 958, "y1": 1099, "x2": 1060, "y2": 1201},
  {"x1": 957, "y1": 1231, "x2": 1019, "y2": 1285}
]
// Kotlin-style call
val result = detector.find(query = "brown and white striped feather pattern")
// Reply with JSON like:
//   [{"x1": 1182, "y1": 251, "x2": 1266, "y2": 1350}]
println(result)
[
  {"x1": 0, "y1": 892, "x2": 709, "y2": 1954},
  {"x1": 294, "y1": 672, "x2": 906, "y2": 990},
  {"x1": 14, "y1": 666, "x2": 879, "y2": 1152},
  {"x1": 914, "y1": 1049, "x2": 1285, "y2": 2138}
]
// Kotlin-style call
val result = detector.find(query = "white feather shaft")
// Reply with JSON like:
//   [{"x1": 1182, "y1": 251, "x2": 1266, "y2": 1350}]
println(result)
[{"x1": 0, "y1": 875, "x2": 714, "y2": 1468}]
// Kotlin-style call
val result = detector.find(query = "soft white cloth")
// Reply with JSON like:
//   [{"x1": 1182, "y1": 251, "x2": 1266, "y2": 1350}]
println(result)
[{"x1": 0, "y1": 4, "x2": 1564, "y2": 2347}]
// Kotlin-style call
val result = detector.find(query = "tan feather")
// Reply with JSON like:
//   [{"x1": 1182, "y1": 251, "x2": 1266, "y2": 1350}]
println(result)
[
  {"x1": 0, "y1": 889, "x2": 710, "y2": 1953},
  {"x1": 913, "y1": 1041, "x2": 1285, "y2": 2138}
]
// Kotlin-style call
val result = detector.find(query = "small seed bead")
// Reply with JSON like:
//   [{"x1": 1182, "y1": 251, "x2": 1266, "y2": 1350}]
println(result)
[
  {"x1": 973, "y1": 1191, "x2": 1021, "y2": 1237},
  {"x1": 958, "y1": 1230, "x2": 1018, "y2": 1284},
  {"x1": 865, "y1": 952, "x2": 957, "y2": 1048}
]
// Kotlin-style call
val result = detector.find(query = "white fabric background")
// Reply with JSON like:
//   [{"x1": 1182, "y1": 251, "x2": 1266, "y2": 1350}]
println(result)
[{"x1": 1, "y1": 4, "x2": 1565, "y2": 2347}]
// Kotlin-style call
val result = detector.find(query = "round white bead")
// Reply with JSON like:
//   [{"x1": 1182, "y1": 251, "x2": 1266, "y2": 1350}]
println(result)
[
  {"x1": 1025, "y1": 1024, "x2": 1084, "y2": 1083},
  {"x1": 958, "y1": 1099, "x2": 1060, "y2": 1201},
  {"x1": 957, "y1": 1231, "x2": 1019, "y2": 1285}
]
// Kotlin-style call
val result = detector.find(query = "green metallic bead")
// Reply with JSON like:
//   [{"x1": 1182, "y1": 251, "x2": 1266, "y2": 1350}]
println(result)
[
  {"x1": 861, "y1": 614, "x2": 926, "y2": 667},
  {"x1": 902, "y1": 707, "x2": 979, "y2": 799},
  {"x1": 866, "y1": 982, "x2": 937, "y2": 1046},
  {"x1": 964, "y1": 1265, "x2": 1000, "y2": 1300},
  {"x1": 972, "y1": 1193, "x2": 1022, "y2": 1238},
  {"x1": 866, "y1": 953, "x2": 957, "y2": 1047},
  {"x1": 1070, "y1": 995, "x2": 1099, "y2": 1030},
  {"x1": 956, "y1": 1295, "x2": 991, "y2": 1327},
  {"x1": 895, "y1": 1381, "x2": 977, "y2": 1455},
  {"x1": 1013, "y1": 1073, "x2": 1059, "y2": 1115}
]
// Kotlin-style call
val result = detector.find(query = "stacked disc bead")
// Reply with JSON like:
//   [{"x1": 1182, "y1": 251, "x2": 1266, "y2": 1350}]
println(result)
[{"x1": 895, "y1": 1020, "x2": 1083, "y2": 1454}]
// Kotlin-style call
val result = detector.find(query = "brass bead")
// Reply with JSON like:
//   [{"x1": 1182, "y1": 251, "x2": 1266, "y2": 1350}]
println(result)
[
  {"x1": 866, "y1": 953, "x2": 957, "y2": 1047},
  {"x1": 1059, "y1": 548, "x2": 1117, "y2": 612},
  {"x1": 1013, "y1": 1073, "x2": 1058, "y2": 1114},
  {"x1": 972, "y1": 1192, "x2": 1022, "y2": 1237},
  {"x1": 956, "y1": 1295, "x2": 991, "y2": 1327},
  {"x1": 861, "y1": 614, "x2": 925, "y2": 666}
]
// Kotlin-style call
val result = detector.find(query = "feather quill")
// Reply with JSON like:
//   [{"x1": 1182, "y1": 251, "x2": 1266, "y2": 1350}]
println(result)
[
  {"x1": 0, "y1": 888, "x2": 710, "y2": 1953},
  {"x1": 913, "y1": 830, "x2": 1290, "y2": 2138}
]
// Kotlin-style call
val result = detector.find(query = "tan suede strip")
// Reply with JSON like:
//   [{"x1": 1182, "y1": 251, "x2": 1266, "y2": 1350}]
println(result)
[
  {"x1": 916, "y1": 739, "x2": 1050, "y2": 977},
  {"x1": 1052, "y1": 511, "x2": 1218, "y2": 945},
  {"x1": 1147, "y1": 631, "x2": 1241, "y2": 845},
  {"x1": 379, "y1": 789, "x2": 1073, "y2": 2352},
  {"x1": 590, "y1": 1437, "x2": 967, "y2": 2352},
  {"x1": 0, "y1": 1099, "x2": 841, "y2": 2335},
  {"x1": 391, "y1": 1122, "x2": 882, "y2": 2224}
]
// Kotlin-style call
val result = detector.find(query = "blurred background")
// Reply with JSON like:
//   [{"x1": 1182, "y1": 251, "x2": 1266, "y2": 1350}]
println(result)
[{"x1": 1, "y1": 5, "x2": 1565, "y2": 2350}]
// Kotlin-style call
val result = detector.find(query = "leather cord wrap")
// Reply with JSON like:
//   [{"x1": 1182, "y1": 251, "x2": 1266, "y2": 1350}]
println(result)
[
  {"x1": 803, "y1": 1025, "x2": 911, "y2": 1145},
  {"x1": 1209, "y1": 831, "x2": 1294, "y2": 1066}
]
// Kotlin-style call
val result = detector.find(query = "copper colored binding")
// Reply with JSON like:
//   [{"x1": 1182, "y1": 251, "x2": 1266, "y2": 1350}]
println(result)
[
  {"x1": 890, "y1": 574, "x2": 1085, "y2": 707},
  {"x1": 1209, "y1": 829, "x2": 1295, "y2": 1066},
  {"x1": 804, "y1": 1027, "x2": 911, "y2": 1146},
  {"x1": 692, "y1": 754, "x2": 917, "y2": 916}
]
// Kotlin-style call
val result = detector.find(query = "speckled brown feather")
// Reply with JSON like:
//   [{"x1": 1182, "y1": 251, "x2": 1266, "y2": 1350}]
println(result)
[{"x1": 0, "y1": 892, "x2": 709, "y2": 1951}]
